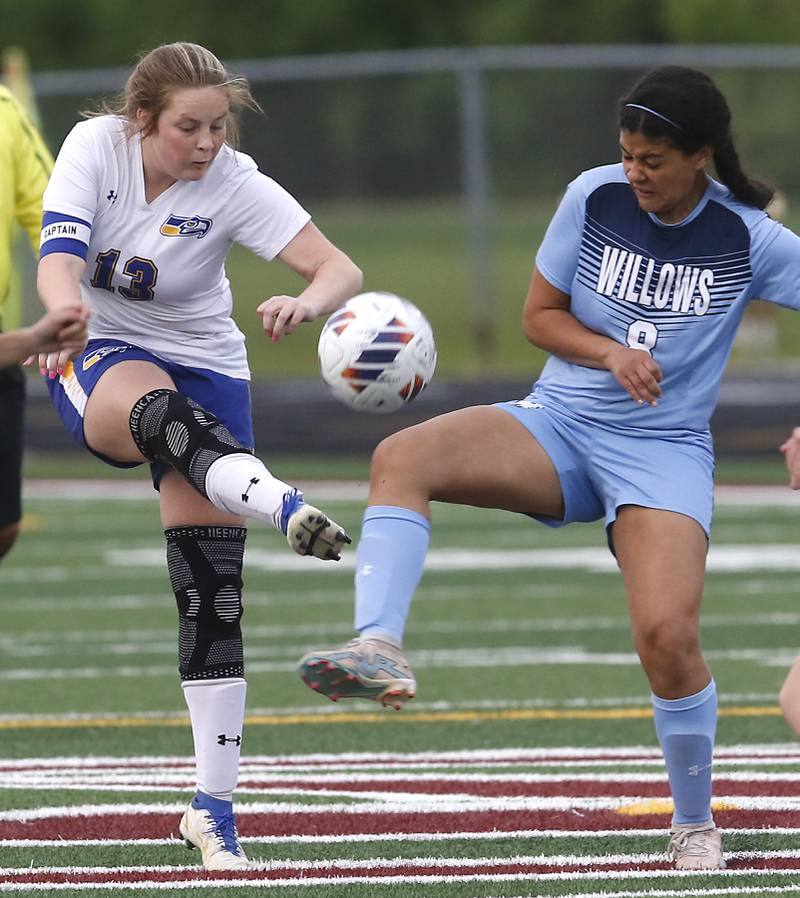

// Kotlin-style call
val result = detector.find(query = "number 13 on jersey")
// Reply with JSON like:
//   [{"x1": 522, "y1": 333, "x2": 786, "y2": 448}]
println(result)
[{"x1": 91, "y1": 249, "x2": 159, "y2": 302}]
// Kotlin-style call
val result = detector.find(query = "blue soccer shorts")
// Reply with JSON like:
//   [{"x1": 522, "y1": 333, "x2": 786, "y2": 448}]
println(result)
[
  {"x1": 47, "y1": 339, "x2": 254, "y2": 486},
  {"x1": 495, "y1": 395, "x2": 715, "y2": 535}
]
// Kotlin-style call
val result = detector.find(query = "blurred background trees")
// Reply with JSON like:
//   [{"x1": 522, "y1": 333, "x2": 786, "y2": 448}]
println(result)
[
  {"x1": 4, "y1": 0, "x2": 800, "y2": 69},
  {"x1": 3, "y1": 0, "x2": 800, "y2": 381}
]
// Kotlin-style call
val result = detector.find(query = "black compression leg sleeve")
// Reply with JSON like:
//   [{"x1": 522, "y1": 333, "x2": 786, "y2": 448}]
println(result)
[
  {"x1": 130, "y1": 389, "x2": 251, "y2": 498},
  {"x1": 165, "y1": 525, "x2": 247, "y2": 681}
]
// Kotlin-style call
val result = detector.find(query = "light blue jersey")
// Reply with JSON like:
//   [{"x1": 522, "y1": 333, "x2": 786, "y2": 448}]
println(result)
[{"x1": 533, "y1": 164, "x2": 800, "y2": 435}]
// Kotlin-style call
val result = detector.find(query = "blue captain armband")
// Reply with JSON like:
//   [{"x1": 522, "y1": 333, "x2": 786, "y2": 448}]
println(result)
[{"x1": 39, "y1": 211, "x2": 91, "y2": 260}]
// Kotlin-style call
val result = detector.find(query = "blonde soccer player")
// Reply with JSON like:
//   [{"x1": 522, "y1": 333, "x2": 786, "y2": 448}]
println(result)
[{"x1": 37, "y1": 42, "x2": 362, "y2": 871}]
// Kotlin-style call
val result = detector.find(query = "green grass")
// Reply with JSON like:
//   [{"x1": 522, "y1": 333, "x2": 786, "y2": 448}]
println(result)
[
  {"x1": 2, "y1": 482, "x2": 799, "y2": 895},
  {"x1": 22, "y1": 449, "x2": 373, "y2": 481},
  {"x1": 219, "y1": 197, "x2": 800, "y2": 378},
  {"x1": 715, "y1": 454, "x2": 795, "y2": 483},
  {"x1": 227, "y1": 198, "x2": 552, "y2": 378},
  {"x1": 22, "y1": 449, "x2": 793, "y2": 485}
]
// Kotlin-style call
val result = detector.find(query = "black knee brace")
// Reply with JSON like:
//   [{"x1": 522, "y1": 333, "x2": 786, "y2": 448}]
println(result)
[
  {"x1": 130, "y1": 389, "x2": 251, "y2": 497},
  {"x1": 165, "y1": 525, "x2": 247, "y2": 681}
]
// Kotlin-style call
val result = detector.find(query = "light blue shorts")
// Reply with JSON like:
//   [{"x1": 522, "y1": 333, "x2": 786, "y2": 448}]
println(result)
[
  {"x1": 495, "y1": 396, "x2": 715, "y2": 536},
  {"x1": 47, "y1": 339, "x2": 254, "y2": 487}
]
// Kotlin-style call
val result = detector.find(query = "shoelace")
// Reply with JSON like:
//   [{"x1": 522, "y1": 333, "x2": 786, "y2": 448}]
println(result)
[
  {"x1": 344, "y1": 639, "x2": 410, "y2": 677},
  {"x1": 206, "y1": 811, "x2": 243, "y2": 856},
  {"x1": 276, "y1": 487, "x2": 303, "y2": 534},
  {"x1": 668, "y1": 828, "x2": 712, "y2": 858}
]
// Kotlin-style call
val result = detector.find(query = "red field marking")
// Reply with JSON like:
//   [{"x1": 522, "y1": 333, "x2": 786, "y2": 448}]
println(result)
[
  {"x1": 230, "y1": 777, "x2": 800, "y2": 799},
  {"x1": 8, "y1": 771, "x2": 800, "y2": 799},
  {"x1": 2, "y1": 806, "x2": 798, "y2": 841},
  {"x1": 3, "y1": 752, "x2": 799, "y2": 892},
  {"x1": 5, "y1": 854, "x2": 800, "y2": 888}
]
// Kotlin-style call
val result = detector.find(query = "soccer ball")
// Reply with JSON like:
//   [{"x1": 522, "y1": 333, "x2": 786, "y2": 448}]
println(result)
[{"x1": 318, "y1": 291, "x2": 437, "y2": 413}]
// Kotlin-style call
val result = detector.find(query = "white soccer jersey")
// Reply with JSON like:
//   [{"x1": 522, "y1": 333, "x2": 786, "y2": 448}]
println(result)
[{"x1": 40, "y1": 115, "x2": 311, "y2": 378}]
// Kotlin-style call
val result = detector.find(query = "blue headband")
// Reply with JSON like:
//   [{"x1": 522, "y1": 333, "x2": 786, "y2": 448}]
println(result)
[{"x1": 624, "y1": 103, "x2": 683, "y2": 131}]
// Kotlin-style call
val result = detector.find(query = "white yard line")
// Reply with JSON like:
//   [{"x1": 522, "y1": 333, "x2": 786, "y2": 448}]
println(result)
[
  {"x1": 485, "y1": 888, "x2": 800, "y2": 898},
  {"x1": 3, "y1": 849, "x2": 800, "y2": 874},
  {"x1": 2, "y1": 644, "x2": 797, "y2": 680},
  {"x1": 2, "y1": 744, "x2": 798, "y2": 767},
  {"x1": 1, "y1": 868, "x2": 799, "y2": 892},
  {"x1": 101, "y1": 543, "x2": 800, "y2": 573},
  {"x1": 5, "y1": 793, "x2": 800, "y2": 822},
  {"x1": 3, "y1": 825, "x2": 800, "y2": 849}
]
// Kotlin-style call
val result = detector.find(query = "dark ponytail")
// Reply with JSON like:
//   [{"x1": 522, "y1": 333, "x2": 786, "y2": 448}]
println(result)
[
  {"x1": 712, "y1": 133, "x2": 773, "y2": 210},
  {"x1": 619, "y1": 66, "x2": 774, "y2": 210}
]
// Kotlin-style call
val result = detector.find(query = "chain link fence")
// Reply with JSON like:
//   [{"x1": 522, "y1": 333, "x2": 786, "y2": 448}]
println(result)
[{"x1": 21, "y1": 45, "x2": 800, "y2": 455}]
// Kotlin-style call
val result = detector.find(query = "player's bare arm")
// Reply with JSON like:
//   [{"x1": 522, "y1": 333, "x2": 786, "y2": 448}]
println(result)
[
  {"x1": 780, "y1": 427, "x2": 800, "y2": 490},
  {"x1": 523, "y1": 266, "x2": 663, "y2": 406},
  {"x1": 36, "y1": 252, "x2": 88, "y2": 377},
  {"x1": 30, "y1": 303, "x2": 89, "y2": 347},
  {"x1": 12, "y1": 304, "x2": 88, "y2": 368},
  {"x1": 257, "y1": 222, "x2": 362, "y2": 342}
]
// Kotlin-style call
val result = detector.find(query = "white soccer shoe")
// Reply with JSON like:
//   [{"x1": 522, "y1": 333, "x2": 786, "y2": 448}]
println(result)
[
  {"x1": 667, "y1": 819, "x2": 725, "y2": 870},
  {"x1": 278, "y1": 488, "x2": 351, "y2": 561},
  {"x1": 179, "y1": 803, "x2": 249, "y2": 871}
]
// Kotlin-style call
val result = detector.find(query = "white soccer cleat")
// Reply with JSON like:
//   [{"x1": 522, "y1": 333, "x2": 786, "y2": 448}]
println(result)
[
  {"x1": 179, "y1": 803, "x2": 249, "y2": 871},
  {"x1": 667, "y1": 819, "x2": 725, "y2": 870},
  {"x1": 278, "y1": 488, "x2": 351, "y2": 561}
]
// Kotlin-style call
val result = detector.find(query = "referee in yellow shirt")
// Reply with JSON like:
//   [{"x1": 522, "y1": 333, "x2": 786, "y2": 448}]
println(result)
[{"x1": 0, "y1": 84, "x2": 53, "y2": 558}]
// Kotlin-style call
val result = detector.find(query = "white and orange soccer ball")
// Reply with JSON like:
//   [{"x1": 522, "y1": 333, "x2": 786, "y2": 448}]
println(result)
[{"x1": 317, "y1": 291, "x2": 437, "y2": 413}]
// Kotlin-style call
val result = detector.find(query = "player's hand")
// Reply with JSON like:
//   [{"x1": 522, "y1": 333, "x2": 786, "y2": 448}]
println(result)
[
  {"x1": 605, "y1": 345, "x2": 663, "y2": 406},
  {"x1": 780, "y1": 427, "x2": 800, "y2": 490},
  {"x1": 24, "y1": 304, "x2": 90, "y2": 378},
  {"x1": 257, "y1": 294, "x2": 318, "y2": 343},
  {"x1": 31, "y1": 303, "x2": 89, "y2": 348}
]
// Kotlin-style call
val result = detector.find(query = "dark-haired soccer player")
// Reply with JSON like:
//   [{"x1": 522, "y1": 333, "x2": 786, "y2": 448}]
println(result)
[{"x1": 299, "y1": 65, "x2": 800, "y2": 871}]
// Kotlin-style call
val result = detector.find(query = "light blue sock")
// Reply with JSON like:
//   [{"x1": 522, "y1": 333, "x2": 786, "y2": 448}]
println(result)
[
  {"x1": 354, "y1": 505, "x2": 431, "y2": 643},
  {"x1": 652, "y1": 679, "x2": 717, "y2": 826}
]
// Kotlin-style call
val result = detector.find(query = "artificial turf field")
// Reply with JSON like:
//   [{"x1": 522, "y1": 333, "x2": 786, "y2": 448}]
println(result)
[{"x1": 2, "y1": 464, "x2": 800, "y2": 896}]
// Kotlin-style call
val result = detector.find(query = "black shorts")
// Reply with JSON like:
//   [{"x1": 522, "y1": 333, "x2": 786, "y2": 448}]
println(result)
[{"x1": 0, "y1": 363, "x2": 25, "y2": 527}]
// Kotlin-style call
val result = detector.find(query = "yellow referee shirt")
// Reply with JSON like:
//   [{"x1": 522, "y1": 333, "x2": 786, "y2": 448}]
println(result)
[{"x1": 0, "y1": 85, "x2": 52, "y2": 318}]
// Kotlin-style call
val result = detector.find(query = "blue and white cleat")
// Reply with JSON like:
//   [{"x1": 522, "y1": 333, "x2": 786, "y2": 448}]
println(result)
[
  {"x1": 179, "y1": 794, "x2": 249, "y2": 871},
  {"x1": 298, "y1": 634, "x2": 416, "y2": 710},
  {"x1": 277, "y1": 488, "x2": 351, "y2": 561}
]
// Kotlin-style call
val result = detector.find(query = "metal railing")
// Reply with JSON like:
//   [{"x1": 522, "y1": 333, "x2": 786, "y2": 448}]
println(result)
[{"x1": 27, "y1": 45, "x2": 800, "y2": 365}]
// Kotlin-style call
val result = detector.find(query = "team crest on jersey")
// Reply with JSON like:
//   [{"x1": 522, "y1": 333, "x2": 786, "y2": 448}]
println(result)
[
  {"x1": 160, "y1": 214, "x2": 212, "y2": 239},
  {"x1": 82, "y1": 345, "x2": 129, "y2": 370}
]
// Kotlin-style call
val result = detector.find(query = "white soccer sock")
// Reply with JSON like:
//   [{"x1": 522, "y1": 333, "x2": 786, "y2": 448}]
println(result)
[
  {"x1": 204, "y1": 453, "x2": 294, "y2": 529},
  {"x1": 182, "y1": 677, "x2": 247, "y2": 802}
]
